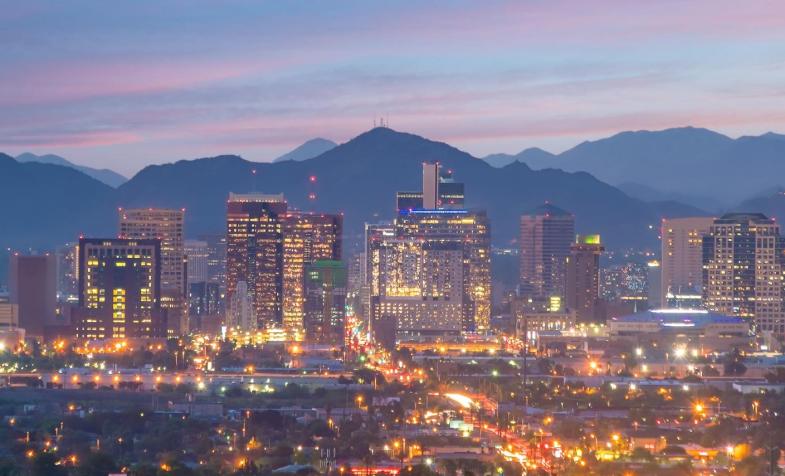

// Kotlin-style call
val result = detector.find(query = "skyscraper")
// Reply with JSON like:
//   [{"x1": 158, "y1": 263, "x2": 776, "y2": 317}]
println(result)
[
  {"x1": 226, "y1": 281, "x2": 255, "y2": 332},
  {"x1": 226, "y1": 193, "x2": 287, "y2": 329},
  {"x1": 519, "y1": 203, "x2": 575, "y2": 303},
  {"x1": 304, "y1": 260, "x2": 347, "y2": 345},
  {"x1": 566, "y1": 234, "x2": 604, "y2": 323},
  {"x1": 282, "y1": 212, "x2": 342, "y2": 338},
  {"x1": 55, "y1": 243, "x2": 79, "y2": 303},
  {"x1": 199, "y1": 234, "x2": 227, "y2": 291},
  {"x1": 702, "y1": 213, "x2": 785, "y2": 337},
  {"x1": 74, "y1": 238, "x2": 166, "y2": 340},
  {"x1": 661, "y1": 217, "x2": 713, "y2": 306},
  {"x1": 368, "y1": 237, "x2": 465, "y2": 348},
  {"x1": 395, "y1": 209, "x2": 490, "y2": 332},
  {"x1": 119, "y1": 208, "x2": 186, "y2": 335},
  {"x1": 184, "y1": 239, "x2": 209, "y2": 286},
  {"x1": 8, "y1": 254, "x2": 57, "y2": 339}
]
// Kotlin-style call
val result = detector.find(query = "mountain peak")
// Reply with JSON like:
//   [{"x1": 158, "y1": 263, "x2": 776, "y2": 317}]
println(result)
[
  {"x1": 14, "y1": 152, "x2": 127, "y2": 187},
  {"x1": 272, "y1": 138, "x2": 337, "y2": 163}
]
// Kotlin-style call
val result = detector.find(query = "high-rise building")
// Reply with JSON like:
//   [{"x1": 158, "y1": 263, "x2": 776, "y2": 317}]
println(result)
[
  {"x1": 647, "y1": 260, "x2": 662, "y2": 309},
  {"x1": 226, "y1": 281, "x2": 255, "y2": 332},
  {"x1": 702, "y1": 213, "x2": 785, "y2": 336},
  {"x1": 368, "y1": 237, "x2": 465, "y2": 348},
  {"x1": 565, "y1": 234, "x2": 604, "y2": 323},
  {"x1": 74, "y1": 238, "x2": 167, "y2": 340},
  {"x1": 199, "y1": 234, "x2": 227, "y2": 290},
  {"x1": 395, "y1": 209, "x2": 490, "y2": 332},
  {"x1": 55, "y1": 243, "x2": 79, "y2": 303},
  {"x1": 519, "y1": 203, "x2": 575, "y2": 301},
  {"x1": 661, "y1": 217, "x2": 713, "y2": 306},
  {"x1": 226, "y1": 193, "x2": 287, "y2": 328},
  {"x1": 188, "y1": 282, "x2": 222, "y2": 319},
  {"x1": 119, "y1": 208, "x2": 186, "y2": 336},
  {"x1": 8, "y1": 254, "x2": 57, "y2": 339},
  {"x1": 282, "y1": 212, "x2": 342, "y2": 337},
  {"x1": 422, "y1": 162, "x2": 439, "y2": 209},
  {"x1": 395, "y1": 164, "x2": 465, "y2": 211},
  {"x1": 185, "y1": 240, "x2": 209, "y2": 285},
  {"x1": 304, "y1": 260, "x2": 347, "y2": 345}
]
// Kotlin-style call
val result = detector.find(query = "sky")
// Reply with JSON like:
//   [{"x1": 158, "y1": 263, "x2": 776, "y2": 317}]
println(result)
[{"x1": 2, "y1": 0, "x2": 785, "y2": 176}]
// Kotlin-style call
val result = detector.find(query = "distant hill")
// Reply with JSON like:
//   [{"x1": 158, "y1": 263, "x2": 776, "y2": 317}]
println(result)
[
  {"x1": 616, "y1": 182, "x2": 724, "y2": 212},
  {"x1": 0, "y1": 128, "x2": 708, "y2": 278},
  {"x1": 272, "y1": 138, "x2": 337, "y2": 163},
  {"x1": 736, "y1": 189, "x2": 785, "y2": 224},
  {"x1": 16, "y1": 152, "x2": 127, "y2": 187},
  {"x1": 0, "y1": 153, "x2": 117, "y2": 250},
  {"x1": 483, "y1": 127, "x2": 785, "y2": 203},
  {"x1": 482, "y1": 147, "x2": 555, "y2": 168}
]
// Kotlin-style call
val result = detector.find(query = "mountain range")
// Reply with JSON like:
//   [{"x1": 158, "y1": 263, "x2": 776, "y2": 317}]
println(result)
[
  {"x1": 482, "y1": 127, "x2": 785, "y2": 205},
  {"x1": 15, "y1": 152, "x2": 128, "y2": 187},
  {"x1": 2, "y1": 128, "x2": 708, "y2": 265}
]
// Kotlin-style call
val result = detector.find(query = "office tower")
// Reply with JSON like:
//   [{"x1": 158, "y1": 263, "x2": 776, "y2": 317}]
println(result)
[
  {"x1": 422, "y1": 162, "x2": 439, "y2": 209},
  {"x1": 565, "y1": 234, "x2": 604, "y2": 323},
  {"x1": 396, "y1": 163, "x2": 465, "y2": 211},
  {"x1": 304, "y1": 260, "x2": 347, "y2": 345},
  {"x1": 199, "y1": 234, "x2": 227, "y2": 290},
  {"x1": 74, "y1": 238, "x2": 166, "y2": 340},
  {"x1": 396, "y1": 209, "x2": 491, "y2": 332},
  {"x1": 226, "y1": 193, "x2": 287, "y2": 328},
  {"x1": 227, "y1": 281, "x2": 255, "y2": 332},
  {"x1": 185, "y1": 240, "x2": 209, "y2": 285},
  {"x1": 519, "y1": 203, "x2": 575, "y2": 302},
  {"x1": 369, "y1": 237, "x2": 465, "y2": 348},
  {"x1": 282, "y1": 212, "x2": 342, "y2": 337},
  {"x1": 703, "y1": 213, "x2": 785, "y2": 336},
  {"x1": 661, "y1": 217, "x2": 713, "y2": 306},
  {"x1": 188, "y1": 282, "x2": 222, "y2": 318},
  {"x1": 8, "y1": 254, "x2": 57, "y2": 339},
  {"x1": 119, "y1": 208, "x2": 186, "y2": 336},
  {"x1": 55, "y1": 243, "x2": 79, "y2": 303},
  {"x1": 647, "y1": 260, "x2": 662, "y2": 309}
]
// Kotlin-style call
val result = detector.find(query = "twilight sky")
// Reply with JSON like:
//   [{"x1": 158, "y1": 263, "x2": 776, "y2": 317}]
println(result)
[{"x1": 2, "y1": 1, "x2": 785, "y2": 176}]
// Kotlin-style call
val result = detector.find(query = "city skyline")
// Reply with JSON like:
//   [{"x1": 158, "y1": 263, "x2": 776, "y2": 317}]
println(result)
[{"x1": 2, "y1": 1, "x2": 785, "y2": 175}]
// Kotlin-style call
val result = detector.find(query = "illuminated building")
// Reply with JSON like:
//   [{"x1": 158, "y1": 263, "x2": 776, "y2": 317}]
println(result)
[
  {"x1": 702, "y1": 213, "x2": 785, "y2": 336},
  {"x1": 609, "y1": 309, "x2": 751, "y2": 353},
  {"x1": 184, "y1": 239, "x2": 209, "y2": 285},
  {"x1": 304, "y1": 260, "x2": 347, "y2": 345},
  {"x1": 282, "y1": 212, "x2": 342, "y2": 337},
  {"x1": 9, "y1": 254, "x2": 57, "y2": 339},
  {"x1": 519, "y1": 203, "x2": 575, "y2": 302},
  {"x1": 395, "y1": 209, "x2": 491, "y2": 332},
  {"x1": 514, "y1": 307, "x2": 576, "y2": 346},
  {"x1": 119, "y1": 208, "x2": 186, "y2": 335},
  {"x1": 566, "y1": 234, "x2": 604, "y2": 323},
  {"x1": 226, "y1": 193, "x2": 287, "y2": 328},
  {"x1": 422, "y1": 162, "x2": 439, "y2": 209},
  {"x1": 661, "y1": 217, "x2": 713, "y2": 306},
  {"x1": 369, "y1": 238, "x2": 465, "y2": 347},
  {"x1": 55, "y1": 243, "x2": 79, "y2": 303},
  {"x1": 188, "y1": 282, "x2": 221, "y2": 322},
  {"x1": 74, "y1": 238, "x2": 166, "y2": 340}
]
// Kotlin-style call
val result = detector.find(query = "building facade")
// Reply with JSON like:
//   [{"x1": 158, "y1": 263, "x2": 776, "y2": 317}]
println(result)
[
  {"x1": 75, "y1": 239, "x2": 166, "y2": 340},
  {"x1": 119, "y1": 208, "x2": 186, "y2": 335},
  {"x1": 8, "y1": 254, "x2": 57, "y2": 339},
  {"x1": 519, "y1": 203, "x2": 575, "y2": 303},
  {"x1": 185, "y1": 239, "x2": 209, "y2": 286},
  {"x1": 661, "y1": 217, "x2": 713, "y2": 306},
  {"x1": 565, "y1": 234, "x2": 604, "y2": 323},
  {"x1": 226, "y1": 193, "x2": 287, "y2": 328},
  {"x1": 702, "y1": 213, "x2": 785, "y2": 337},
  {"x1": 304, "y1": 260, "x2": 347, "y2": 346},
  {"x1": 282, "y1": 212, "x2": 342, "y2": 338}
]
